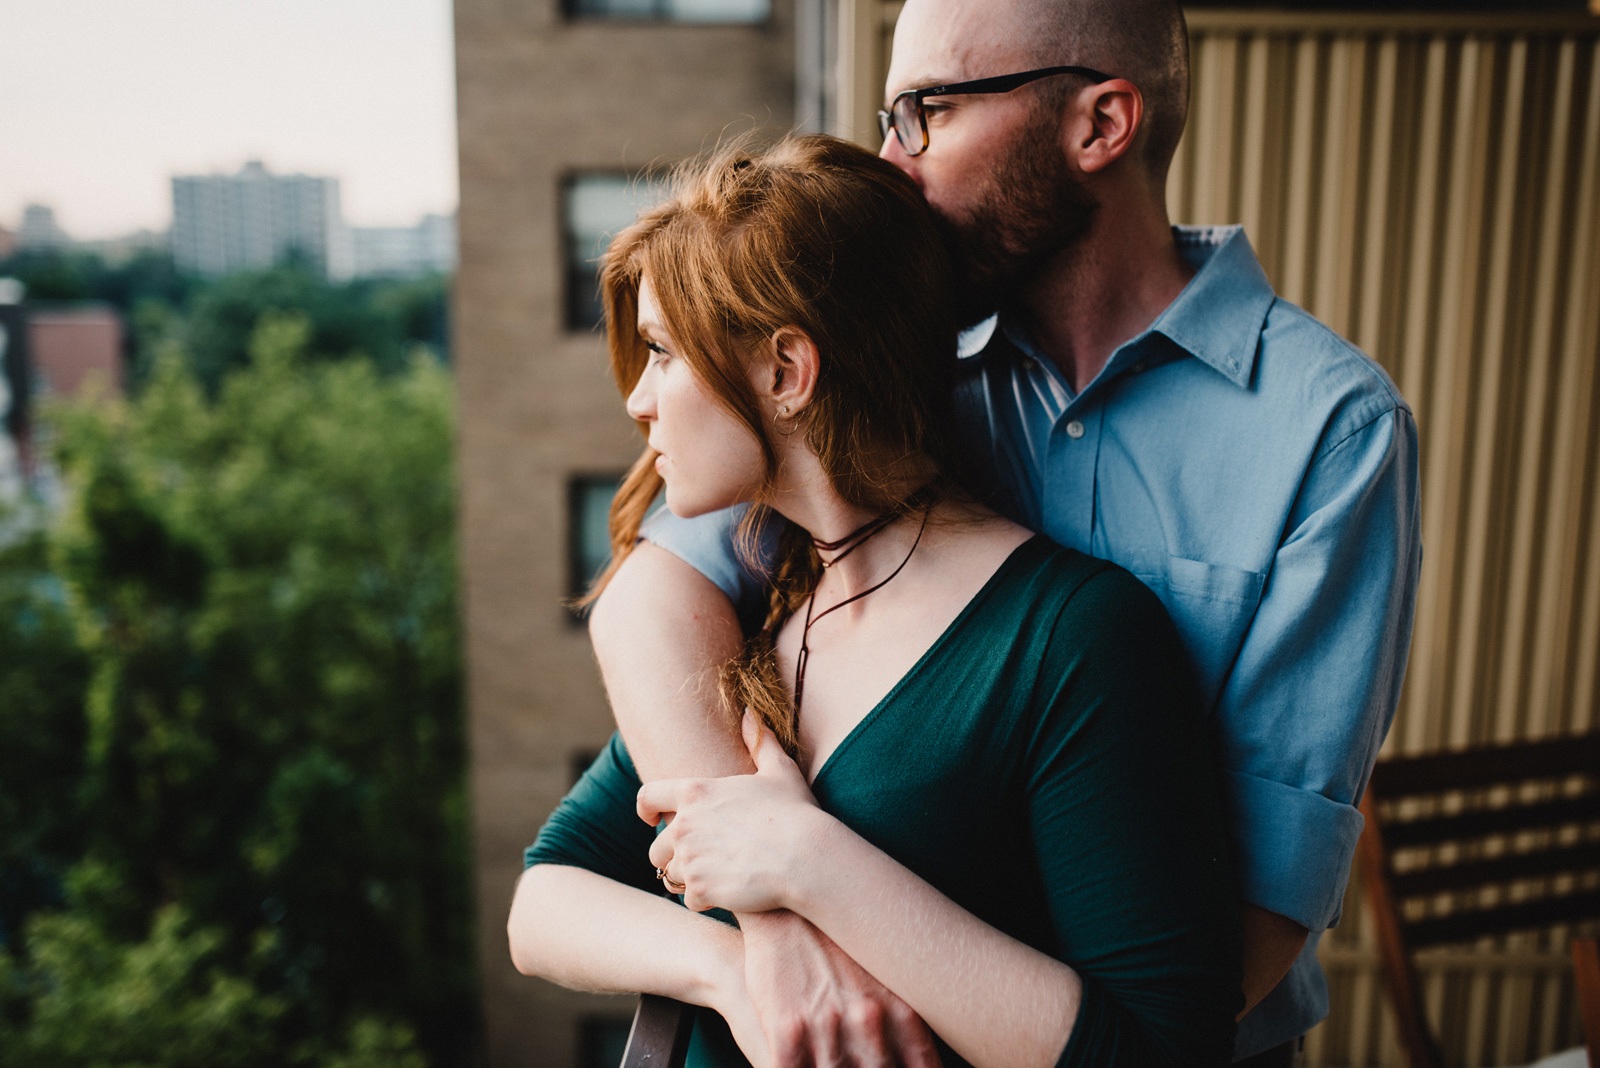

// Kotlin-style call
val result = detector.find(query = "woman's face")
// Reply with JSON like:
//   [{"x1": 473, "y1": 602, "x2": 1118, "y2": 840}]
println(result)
[{"x1": 625, "y1": 276, "x2": 767, "y2": 518}]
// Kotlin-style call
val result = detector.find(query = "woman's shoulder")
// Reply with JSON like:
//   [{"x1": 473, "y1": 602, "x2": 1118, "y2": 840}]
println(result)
[
  {"x1": 982, "y1": 535, "x2": 1185, "y2": 668},
  {"x1": 996, "y1": 534, "x2": 1166, "y2": 616}
]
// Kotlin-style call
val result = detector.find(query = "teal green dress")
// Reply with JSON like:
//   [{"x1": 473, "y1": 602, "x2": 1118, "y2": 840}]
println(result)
[{"x1": 525, "y1": 536, "x2": 1242, "y2": 1066}]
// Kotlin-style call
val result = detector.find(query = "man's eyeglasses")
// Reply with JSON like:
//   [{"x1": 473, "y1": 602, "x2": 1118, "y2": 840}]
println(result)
[{"x1": 877, "y1": 65, "x2": 1115, "y2": 158}]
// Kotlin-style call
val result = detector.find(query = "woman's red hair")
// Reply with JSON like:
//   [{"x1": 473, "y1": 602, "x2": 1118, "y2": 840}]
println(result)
[{"x1": 586, "y1": 133, "x2": 965, "y2": 754}]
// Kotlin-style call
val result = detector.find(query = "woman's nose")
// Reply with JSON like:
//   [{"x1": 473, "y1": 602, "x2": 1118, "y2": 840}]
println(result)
[{"x1": 625, "y1": 373, "x2": 656, "y2": 422}]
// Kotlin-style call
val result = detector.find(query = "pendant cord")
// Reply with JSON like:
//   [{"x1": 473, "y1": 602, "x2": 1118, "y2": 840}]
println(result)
[
  {"x1": 793, "y1": 502, "x2": 933, "y2": 719},
  {"x1": 810, "y1": 511, "x2": 898, "y2": 567}
]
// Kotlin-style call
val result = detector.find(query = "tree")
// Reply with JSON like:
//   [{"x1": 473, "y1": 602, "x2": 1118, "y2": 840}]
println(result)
[{"x1": 0, "y1": 315, "x2": 473, "y2": 1065}]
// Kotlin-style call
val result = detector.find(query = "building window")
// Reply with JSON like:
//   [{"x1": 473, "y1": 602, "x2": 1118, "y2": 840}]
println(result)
[
  {"x1": 569, "y1": 474, "x2": 622, "y2": 606},
  {"x1": 566, "y1": 0, "x2": 769, "y2": 22},
  {"x1": 563, "y1": 173, "x2": 666, "y2": 332},
  {"x1": 567, "y1": 473, "x2": 664, "y2": 617}
]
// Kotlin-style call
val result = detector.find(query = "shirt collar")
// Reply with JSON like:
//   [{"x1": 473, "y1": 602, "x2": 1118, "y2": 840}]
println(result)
[
  {"x1": 957, "y1": 225, "x2": 1277, "y2": 392},
  {"x1": 1151, "y1": 225, "x2": 1276, "y2": 389}
]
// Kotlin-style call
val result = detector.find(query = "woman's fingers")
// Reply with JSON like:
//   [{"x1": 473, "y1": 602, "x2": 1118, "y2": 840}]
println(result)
[
  {"x1": 636, "y1": 777, "x2": 693, "y2": 826},
  {"x1": 741, "y1": 708, "x2": 764, "y2": 758},
  {"x1": 647, "y1": 823, "x2": 677, "y2": 873},
  {"x1": 743, "y1": 711, "x2": 804, "y2": 784}
]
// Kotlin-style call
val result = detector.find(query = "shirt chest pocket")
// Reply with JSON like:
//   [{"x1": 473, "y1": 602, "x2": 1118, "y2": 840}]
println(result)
[{"x1": 1122, "y1": 549, "x2": 1267, "y2": 708}]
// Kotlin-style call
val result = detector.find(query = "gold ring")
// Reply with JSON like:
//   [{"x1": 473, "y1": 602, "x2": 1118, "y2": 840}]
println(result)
[{"x1": 655, "y1": 867, "x2": 687, "y2": 895}]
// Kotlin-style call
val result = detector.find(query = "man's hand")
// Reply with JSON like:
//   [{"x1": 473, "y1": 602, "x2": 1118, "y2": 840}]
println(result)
[
  {"x1": 740, "y1": 910, "x2": 941, "y2": 1068},
  {"x1": 1238, "y1": 904, "x2": 1309, "y2": 1019}
]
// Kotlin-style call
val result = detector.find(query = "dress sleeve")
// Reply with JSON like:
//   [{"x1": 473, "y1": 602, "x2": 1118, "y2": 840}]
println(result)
[
  {"x1": 1026, "y1": 566, "x2": 1243, "y2": 1068},
  {"x1": 524, "y1": 733, "x2": 659, "y2": 895},
  {"x1": 1216, "y1": 407, "x2": 1421, "y2": 933}
]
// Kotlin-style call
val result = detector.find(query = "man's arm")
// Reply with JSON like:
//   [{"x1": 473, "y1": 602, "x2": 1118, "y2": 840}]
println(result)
[
  {"x1": 1238, "y1": 905, "x2": 1307, "y2": 1018},
  {"x1": 1221, "y1": 404, "x2": 1422, "y2": 1021},
  {"x1": 589, "y1": 541, "x2": 749, "y2": 780},
  {"x1": 589, "y1": 537, "x2": 941, "y2": 1066}
]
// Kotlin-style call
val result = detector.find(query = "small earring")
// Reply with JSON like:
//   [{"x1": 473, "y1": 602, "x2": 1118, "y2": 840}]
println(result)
[
  {"x1": 780, "y1": 405, "x2": 790, "y2": 414},
  {"x1": 774, "y1": 406, "x2": 796, "y2": 437}
]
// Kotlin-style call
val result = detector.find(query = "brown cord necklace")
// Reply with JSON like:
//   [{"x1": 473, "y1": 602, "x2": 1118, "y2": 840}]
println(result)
[{"x1": 792, "y1": 501, "x2": 933, "y2": 718}]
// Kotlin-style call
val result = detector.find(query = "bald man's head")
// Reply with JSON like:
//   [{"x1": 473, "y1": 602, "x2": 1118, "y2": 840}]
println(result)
[{"x1": 1015, "y1": 0, "x2": 1189, "y2": 178}]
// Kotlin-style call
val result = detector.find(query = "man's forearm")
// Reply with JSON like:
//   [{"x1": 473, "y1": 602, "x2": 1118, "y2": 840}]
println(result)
[
  {"x1": 590, "y1": 541, "x2": 751, "y2": 780},
  {"x1": 1238, "y1": 903, "x2": 1309, "y2": 1019}
]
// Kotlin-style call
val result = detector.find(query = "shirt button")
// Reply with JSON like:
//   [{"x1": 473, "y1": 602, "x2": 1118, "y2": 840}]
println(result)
[{"x1": 1066, "y1": 420, "x2": 1085, "y2": 439}]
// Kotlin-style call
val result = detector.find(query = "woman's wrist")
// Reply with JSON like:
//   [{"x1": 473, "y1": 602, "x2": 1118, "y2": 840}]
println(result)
[
  {"x1": 780, "y1": 805, "x2": 852, "y2": 920},
  {"x1": 686, "y1": 919, "x2": 747, "y2": 1013}
]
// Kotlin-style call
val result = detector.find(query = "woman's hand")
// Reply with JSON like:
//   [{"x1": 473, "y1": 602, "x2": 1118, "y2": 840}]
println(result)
[{"x1": 637, "y1": 712, "x2": 825, "y2": 914}]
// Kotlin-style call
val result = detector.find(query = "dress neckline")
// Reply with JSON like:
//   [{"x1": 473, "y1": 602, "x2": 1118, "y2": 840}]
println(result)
[{"x1": 805, "y1": 533, "x2": 1054, "y2": 787}]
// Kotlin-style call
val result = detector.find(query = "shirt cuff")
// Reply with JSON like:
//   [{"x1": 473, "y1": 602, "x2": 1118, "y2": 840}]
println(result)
[{"x1": 1225, "y1": 769, "x2": 1365, "y2": 932}]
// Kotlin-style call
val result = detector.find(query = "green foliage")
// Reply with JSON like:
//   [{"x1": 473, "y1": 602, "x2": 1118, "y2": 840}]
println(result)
[
  {"x1": 3, "y1": 900, "x2": 287, "y2": 1067},
  {"x1": 177, "y1": 267, "x2": 449, "y2": 390},
  {"x1": 0, "y1": 248, "x2": 189, "y2": 309},
  {"x1": 0, "y1": 248, "x2": 450, "y2": 393},
  {"x1": 0, "y1": 315, "x2": 472, "y2": 1065}
]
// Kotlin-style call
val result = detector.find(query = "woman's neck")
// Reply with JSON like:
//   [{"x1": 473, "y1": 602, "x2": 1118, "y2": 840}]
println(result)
[{"x1": 767, "y1": 457, "x2": 932, "y2": 599}]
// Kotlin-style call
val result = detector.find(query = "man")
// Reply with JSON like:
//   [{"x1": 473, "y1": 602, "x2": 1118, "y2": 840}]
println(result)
[{"x1": 588, "y1": 0, "x2": 1421, "y2": 1063}]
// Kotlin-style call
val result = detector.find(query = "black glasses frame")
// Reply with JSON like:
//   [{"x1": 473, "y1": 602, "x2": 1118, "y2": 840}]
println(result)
[{"x1": 877, "y1": 64, "x2": 1116, "y2": 157}]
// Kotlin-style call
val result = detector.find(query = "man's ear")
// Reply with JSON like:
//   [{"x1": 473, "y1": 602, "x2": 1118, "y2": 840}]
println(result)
[
  {"x1": 764, "y1": 326, "x2": 820, "y2": 414},
  {"x1": 1069, "y1": 79, "x2": 1143, "y2": 174}
]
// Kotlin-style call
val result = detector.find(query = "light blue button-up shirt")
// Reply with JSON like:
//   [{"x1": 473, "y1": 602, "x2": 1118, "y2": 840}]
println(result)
[{"x1": 641, "y1": 225, "x2": 1422, "y2": 1058}]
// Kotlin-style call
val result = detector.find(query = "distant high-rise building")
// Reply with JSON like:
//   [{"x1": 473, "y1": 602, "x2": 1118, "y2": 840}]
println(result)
[
  {"x1": 170, "y1": 161, "x2": 351, "y2": 279},
  {"x1": 349, "y1": 212, "x2": 456, "y2": 278},
  {"x1": 16, "y1": 205, "x2": 70, "y2": 252}
]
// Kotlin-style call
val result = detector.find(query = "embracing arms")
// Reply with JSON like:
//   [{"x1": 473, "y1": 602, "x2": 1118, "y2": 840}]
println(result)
[
  {"x1": 640, "y1": 716, "x2": 1084, "y2": 1068},
  {"x1": 588, "y1": 539, "x2": 941, "y2": 1065},
  {"x1": 639, "y1": 566, "x2": 1243, "y2": 1067}
]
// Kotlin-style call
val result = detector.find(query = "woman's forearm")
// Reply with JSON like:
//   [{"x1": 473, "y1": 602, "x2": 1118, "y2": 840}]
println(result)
[
  {"x1": 508, "y1": 864, "x2": 742, "y2": 1010},
  {"x1": 785, "y1": 812, "x2": 1082, "y2": 1068}
]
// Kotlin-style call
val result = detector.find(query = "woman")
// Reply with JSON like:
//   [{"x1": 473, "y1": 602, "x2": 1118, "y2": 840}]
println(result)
[{"x1": 508, "y1": 135, "x2": 1240, "y2": 1068}]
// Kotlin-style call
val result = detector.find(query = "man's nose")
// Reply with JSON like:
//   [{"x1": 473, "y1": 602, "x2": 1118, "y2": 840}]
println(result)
[{"x1": 878, "y1": 134, "x2": 921, "y2": 186}]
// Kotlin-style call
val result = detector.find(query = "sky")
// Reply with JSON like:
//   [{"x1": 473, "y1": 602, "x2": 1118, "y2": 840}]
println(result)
[{"x1": 0, "y1": 0, "x2": 458, "y2": 241}]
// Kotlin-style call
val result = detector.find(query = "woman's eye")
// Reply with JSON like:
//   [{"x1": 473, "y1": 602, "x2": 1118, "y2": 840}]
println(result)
[{"x1": 645, "y1": 340, "x2": 670, "y2": 363}]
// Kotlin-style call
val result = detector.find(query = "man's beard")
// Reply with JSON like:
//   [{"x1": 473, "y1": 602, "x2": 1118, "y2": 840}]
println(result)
[{"x1": 936, "y1": 113, "x2": 1099, "y2": 329}]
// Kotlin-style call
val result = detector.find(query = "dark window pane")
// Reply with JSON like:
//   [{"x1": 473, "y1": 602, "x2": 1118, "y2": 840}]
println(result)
[
  {"x1": 563, "y1": 174, "x2": 666, "y2": 332},
  {"x1": 571, "y1": 475, "x2": 622, "y2": 597},
  {"x1": 566, "y1": 473, "x2": 665, "y2": 618}
]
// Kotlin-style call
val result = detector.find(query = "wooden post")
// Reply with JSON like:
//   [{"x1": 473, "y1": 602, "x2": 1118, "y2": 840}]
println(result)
[{"x1": 1357, "y1": 793, "x2": 1444, "y2": 1068}]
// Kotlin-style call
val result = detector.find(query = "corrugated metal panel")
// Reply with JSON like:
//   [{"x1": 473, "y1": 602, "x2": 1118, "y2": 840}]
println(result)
[{"x1": 853, "y1": 6, "x2": 1600, "y2": 1063}]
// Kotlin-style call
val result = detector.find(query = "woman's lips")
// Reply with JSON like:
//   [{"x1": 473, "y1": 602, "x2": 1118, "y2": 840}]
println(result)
[{"x1": 654, "y1": 453, "x2": 666, "y2": 473}]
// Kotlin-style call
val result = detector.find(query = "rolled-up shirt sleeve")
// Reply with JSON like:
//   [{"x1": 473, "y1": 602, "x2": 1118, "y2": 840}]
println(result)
[{"x1": 1217, "y1": 405, "x2": 1421, "y2": 932}]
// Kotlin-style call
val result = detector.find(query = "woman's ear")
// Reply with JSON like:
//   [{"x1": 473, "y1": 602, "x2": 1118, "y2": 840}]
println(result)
[{"x1": 765, "y1": 326, "x2": 820, "y2": 414}]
